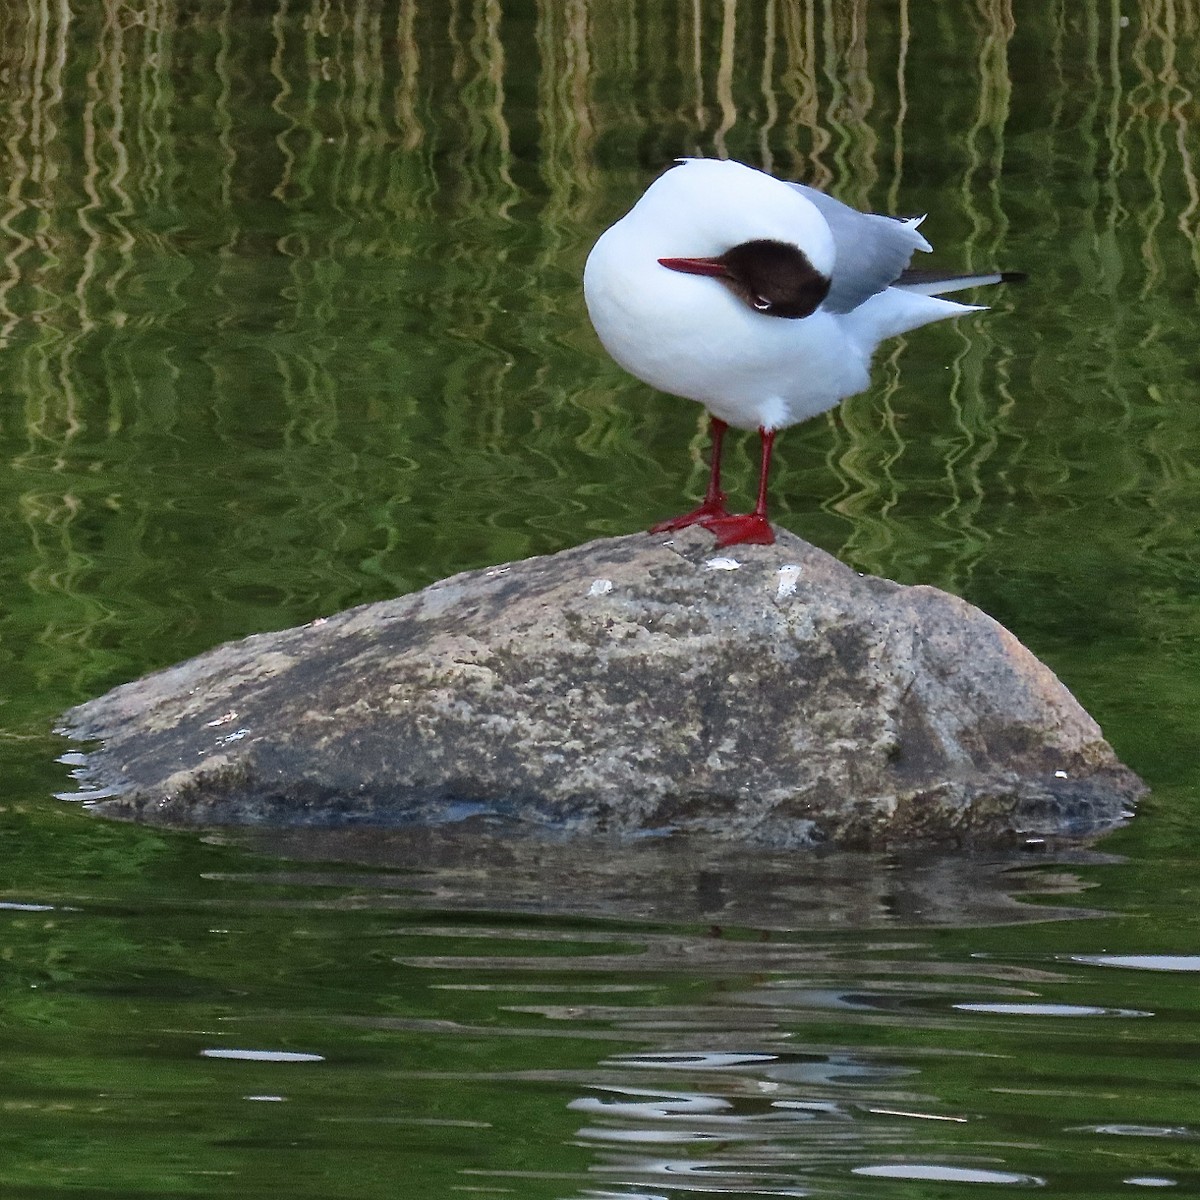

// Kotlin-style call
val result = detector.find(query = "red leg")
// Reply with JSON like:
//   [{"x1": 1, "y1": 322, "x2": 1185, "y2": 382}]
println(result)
[
  {"x1": 650, "y1": 416, "x2": 731, "y2": 532},
  {"x1": 701, "y1": 427, "x2": 776, "y2": 546}
]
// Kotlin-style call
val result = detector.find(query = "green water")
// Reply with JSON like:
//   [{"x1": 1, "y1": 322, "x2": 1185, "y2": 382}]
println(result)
[{"x1": 3, "y1": 1, "x2": 1200, "y2": 1195}]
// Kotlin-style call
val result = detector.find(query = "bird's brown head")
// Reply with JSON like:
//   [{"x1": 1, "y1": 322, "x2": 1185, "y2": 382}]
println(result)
[{"x1": 658, "y1": 238, "x2": 831, "y2": 319}]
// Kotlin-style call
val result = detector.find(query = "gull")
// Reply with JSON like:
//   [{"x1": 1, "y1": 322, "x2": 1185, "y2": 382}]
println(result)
[{"x1": 583, "y1": 158, "x2": 1022, "y2": 546}]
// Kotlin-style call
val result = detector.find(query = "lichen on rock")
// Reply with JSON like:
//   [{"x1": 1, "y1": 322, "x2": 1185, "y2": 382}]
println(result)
[{"x1": 57, "y1": 526, "x2": 1144, "y2": 848}]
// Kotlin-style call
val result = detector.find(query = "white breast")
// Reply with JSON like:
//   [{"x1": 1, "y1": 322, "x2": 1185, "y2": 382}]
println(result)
[{"x1": 584, "y1": 220, "x2": 872, "y2": 432}]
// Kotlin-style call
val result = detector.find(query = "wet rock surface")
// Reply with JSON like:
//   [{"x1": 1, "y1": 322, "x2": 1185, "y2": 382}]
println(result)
[{"x1": 57, "y1": 526, "x2": 1145, "y2": 848}]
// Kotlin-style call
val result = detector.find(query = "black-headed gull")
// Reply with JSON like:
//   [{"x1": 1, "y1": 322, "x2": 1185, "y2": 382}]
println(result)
[{"x1": 584, "y1": 158, "x2": 1022, "y2": 547}]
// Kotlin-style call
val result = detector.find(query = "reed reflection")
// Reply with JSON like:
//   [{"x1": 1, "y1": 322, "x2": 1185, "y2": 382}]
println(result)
[{"x1": 0, "y1": 0, "x2": 1197, "y2": 715}]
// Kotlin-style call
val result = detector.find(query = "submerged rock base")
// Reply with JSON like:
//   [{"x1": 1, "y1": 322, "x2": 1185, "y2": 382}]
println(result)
[{"x1": 57, "y1": 527, "x2": 1144, "y2": 848}]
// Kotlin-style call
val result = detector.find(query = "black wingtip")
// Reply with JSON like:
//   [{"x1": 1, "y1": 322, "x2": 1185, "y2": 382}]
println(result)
[{"x1": 999, "y1": 271, "x2": 1028, "y2": 284}]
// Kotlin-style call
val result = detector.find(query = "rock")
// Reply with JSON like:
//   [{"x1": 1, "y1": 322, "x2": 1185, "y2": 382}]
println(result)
[{"x1": 56, "y1": 526, "x2": 1145, "y2": 848}]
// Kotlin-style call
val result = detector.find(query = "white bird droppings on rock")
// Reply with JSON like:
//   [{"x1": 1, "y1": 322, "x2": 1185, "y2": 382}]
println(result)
[
  {"x1": 588, "y1": 578, "x2": 614, "y2": 597},
  {"x1": 705, "y1": 556, "x2": 742, "y2": 571},
  {"x1": 777, "y1": 564, "x2": 802, "y2": 597}
]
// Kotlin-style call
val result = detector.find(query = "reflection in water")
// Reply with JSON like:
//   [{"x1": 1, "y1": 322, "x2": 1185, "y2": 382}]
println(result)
[
  {"x1": 239, "y1": 825, "x2": 1108, "y2": 927},
  {"x1": 2, "y1": 811, "x2": 1200, "y2": 1196},
  {"x1": 951, "y1": 1001, "x2": 1151, "y2": 1017},
  {"x1": 1073, "y1": 1125, "x2": 1196, "y2": 1139},
  {"x1": 1073, "y1": 954, "x2": 1200, "y2": 972},
  {"x1": 197, "y1": 829, "x2": 1198, "y2": 1194},
  {"x1": 200, "y1": 1047, "x2": 325, "y2": 1062},
  {"x1": 3, "y1": 5, "x2": 1200, "y2": 1194},
  {"x1": 0, "y1": 2, "x2": 1199, "y2": 723},
  {"x1": 520, "y1": 948, "x2": 1189, "y2": 1195},
  {"x1": 853, "y1": 1163, "x2": 1045, "y2": 1185}
]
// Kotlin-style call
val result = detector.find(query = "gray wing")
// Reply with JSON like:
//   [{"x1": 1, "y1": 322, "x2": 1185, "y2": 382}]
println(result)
[{"x1": 790, "y1": 183, "x2": 932, "y2": 314}]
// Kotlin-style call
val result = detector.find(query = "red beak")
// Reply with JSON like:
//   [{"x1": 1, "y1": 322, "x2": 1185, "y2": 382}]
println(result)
[{"x1": 657, "y1": 256, "x2": 729, "y2": 278}]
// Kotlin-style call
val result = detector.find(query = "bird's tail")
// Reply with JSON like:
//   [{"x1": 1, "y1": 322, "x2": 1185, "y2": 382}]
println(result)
[{"x1": 892, "y1": 269, "x2": 1027, "y2": 297}]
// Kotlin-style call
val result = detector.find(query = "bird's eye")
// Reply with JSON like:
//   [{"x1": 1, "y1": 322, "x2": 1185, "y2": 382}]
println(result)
[{"x1": 752, "y1": 295, "x2": 771, "y2": 311}]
